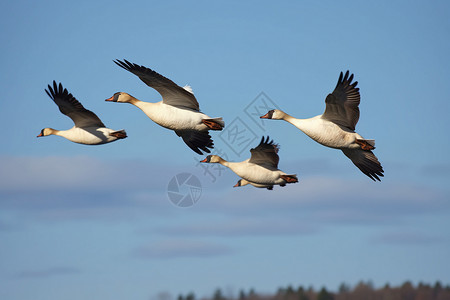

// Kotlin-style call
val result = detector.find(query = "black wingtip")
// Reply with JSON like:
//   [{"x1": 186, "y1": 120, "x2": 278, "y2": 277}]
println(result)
[
  {"x1": 257, "y1": 135, "x2": 277, "y2": 148},
  {"x1": 45, "y1": 88, "x2": 52, "y2": 99},
  {"x1": 336, "y1": 72, "x2": 344, "y2": 89},
  {"x1": 45, "y1": 80, "x2": 58, "y2": 100},
  {"x1": 113, "y1": 59, "x2": 131, "y2": 71},
  {"x1": 337, "y1": 70, "x2": 358, "y2": 88},
  {"x1": 348, "y1": 73, "x2": 354, "y2": 83}
]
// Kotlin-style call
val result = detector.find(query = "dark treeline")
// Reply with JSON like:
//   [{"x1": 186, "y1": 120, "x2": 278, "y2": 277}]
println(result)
[{"x1": 177, "y1": 281, "x2": 450, "y2": 300}]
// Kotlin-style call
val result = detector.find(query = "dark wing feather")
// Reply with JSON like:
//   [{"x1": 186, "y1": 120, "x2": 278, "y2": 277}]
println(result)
[
  {"x1": 45, "y1": 81, "x2": 105, "y2": 128},
  {"x1": 175, "y1": 130, "x2": 214, "y2": 155},
  {"x1": 114, "y1": 59, "x2": 200, "y2": 111},
  {"x1": 322, "y1": 71, "x2": 360, "y2": 131},
  {"x1": 341, "y1": 148, "x2": 384, "y2": 181},
  {"x1": 249, "y1": 136, "x2": 280, "y2": 168}
]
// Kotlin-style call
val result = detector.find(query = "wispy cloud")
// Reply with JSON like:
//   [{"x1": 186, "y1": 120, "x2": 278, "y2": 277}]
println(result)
[
  {"x1": 0, "y1": 155, "x2": 176, "y2": 192},
  {"x1": 153, "y1": 217, "x2": 317, "y2": 237},
  {"x1": 0, "y1": 189, "x2": 173, "y2": 222},
  {"x1": 132, "y1": 239, "x2": 233, "y2": 259},
  {"x1": 2, "y1": 156, "x2": 449, "y2": 231},
  {"x1": 0, "y1": 219, "x2": 14, "y2": 231},
  {"x1": 0, "y1": 155, "x2": 192, "y2": 221},
  {"x1": 15, "y1": 266, "x2": 81, "y2": 279},
  {"x1": 420, "y1": 162, "x2": 450, "y2": 177},
  {"x1": 198, "y1": 177, "x2": 450, "y2": 222},
  {"x1": 126, "y1": 176, "x2": 450, "y2": 240},
  {"x1": 371, "y1": 231, "x2": 445, "y2": 245}
]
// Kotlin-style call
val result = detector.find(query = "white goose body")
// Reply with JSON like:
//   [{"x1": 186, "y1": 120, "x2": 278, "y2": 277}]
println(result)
[
  {"x1": 223, "y1": 160, "x2": 288, "y2": 185},
  {"x1": 131, "y1": 100, "x2": 211, "y2": 131},
  {"x1": 52, "y1": 127, "x2": 122, "y2": 145},
  {"x1": 284, "y1": 115, "x2": 364, "y2": 150},
  {"x1": 234, "y1": 178, "x2": 275, "y2": 190}
]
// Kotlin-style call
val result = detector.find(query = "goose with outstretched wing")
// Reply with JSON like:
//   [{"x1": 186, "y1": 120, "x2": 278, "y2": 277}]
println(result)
[
  {"x1": 260, "y1": 71, "x2": 383, "y2": 181},
  {"x1": 106, "y1": 59, "x2": 224, "y2": 155},
  {"x1": 201, "y1": 136, "x2": 298, "y2": 188},
  {"x1": 38, "y1": 81, "x2": 126, "y2": 145}
]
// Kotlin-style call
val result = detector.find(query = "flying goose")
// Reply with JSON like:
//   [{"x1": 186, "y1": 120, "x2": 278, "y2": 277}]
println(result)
[
  {"x1": 201, "y1": 136, "x2": 298, "y2": 187},
  {"x1": 106, "y1": 59, "x2": 224, "y2": 155},
  {"x1": 260, "y1": 71, "x2": 383, "y2": 181},
  {"x1": 37, "y1": 81, "x2": 127, "y2": 145}
]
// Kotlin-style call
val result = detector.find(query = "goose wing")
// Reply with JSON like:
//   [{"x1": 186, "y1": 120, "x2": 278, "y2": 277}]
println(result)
[
  {"x1": 341, "y1": 148, "x2": 384, "y2": 181},
  {"x1": 175, "y1": 130, "x2": 214, "y2": 155},
  {"x1": 45, "y1": 81, "x2": 105, "y2": 128},
  {"x1": 248, "y1": 136, "x2": 280, "y2": 169},
  {"x1": 114, "y1": 59, "x2": 200, "y2": 111},
  {"x1": 322, "y1": 71, "x2": 360, "y2": 131}
]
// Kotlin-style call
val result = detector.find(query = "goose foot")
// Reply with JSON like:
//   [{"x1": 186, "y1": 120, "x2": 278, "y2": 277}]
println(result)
[
  {"x1": 280, "y1": 175, "x2": 298, "y2": 183},
  {"x1": 356, "y1": 139, "x2": 375, "y2": 150},
  {"x1": 202, "y1": 119, "x2": 223, "y2": 130},
  {"x1": 110, "y1": 130, "x2": 127, "y2": 139}
]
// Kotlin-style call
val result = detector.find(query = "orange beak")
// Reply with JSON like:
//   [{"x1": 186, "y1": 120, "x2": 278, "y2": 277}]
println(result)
[
  {"x1": 105, "y1": 96, "x2": 114, "y2": 102},
  {"x1": 260, "y1": 113, "x2": 269, "y2": 119},
  {"x1": 200, "y1": 158, "x2": 208, "y2": 163},
  {"x1": 233, "y1": 183, "x2": 239, "y2": 187},
  {"x1": 37, "y1": 132, "x2": 43, "y2": 137}
]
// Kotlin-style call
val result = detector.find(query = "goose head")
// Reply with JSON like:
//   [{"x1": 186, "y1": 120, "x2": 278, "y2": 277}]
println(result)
[
  {"x1": 233, "y1": 179, "x2": 250, "y2": 188},
  {"x1": 200, "y1": 155, "x2": 221, "y2": 163},
  {"x1": 105, "y1": 92, "x2": 134, "y2": 103},
  {"x1": 37, "y1": 128, "x2": 55, "y2": 137},
  {"x1": 260, "y1": 109, "x2": 286, "y2": 120}
]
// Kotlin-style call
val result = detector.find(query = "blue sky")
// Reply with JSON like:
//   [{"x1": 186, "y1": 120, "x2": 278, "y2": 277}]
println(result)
[{"x1": 1, "y1": 1, "x2": 450, "y2": 299}]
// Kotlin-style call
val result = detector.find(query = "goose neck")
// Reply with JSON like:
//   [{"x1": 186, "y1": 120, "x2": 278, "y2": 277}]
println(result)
[
  {"x1": 282, "y1": 113, "x2": 299, "y2": 124},
  {"x1": 51, "y1": 128, "x2": 62, "y2": 136},
  {"x1": 127, "y1": 96, "x2": 142, "y2": 106},
  {"x1": 217, "y1": 157, "x2": 229, "y2": 167}
]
